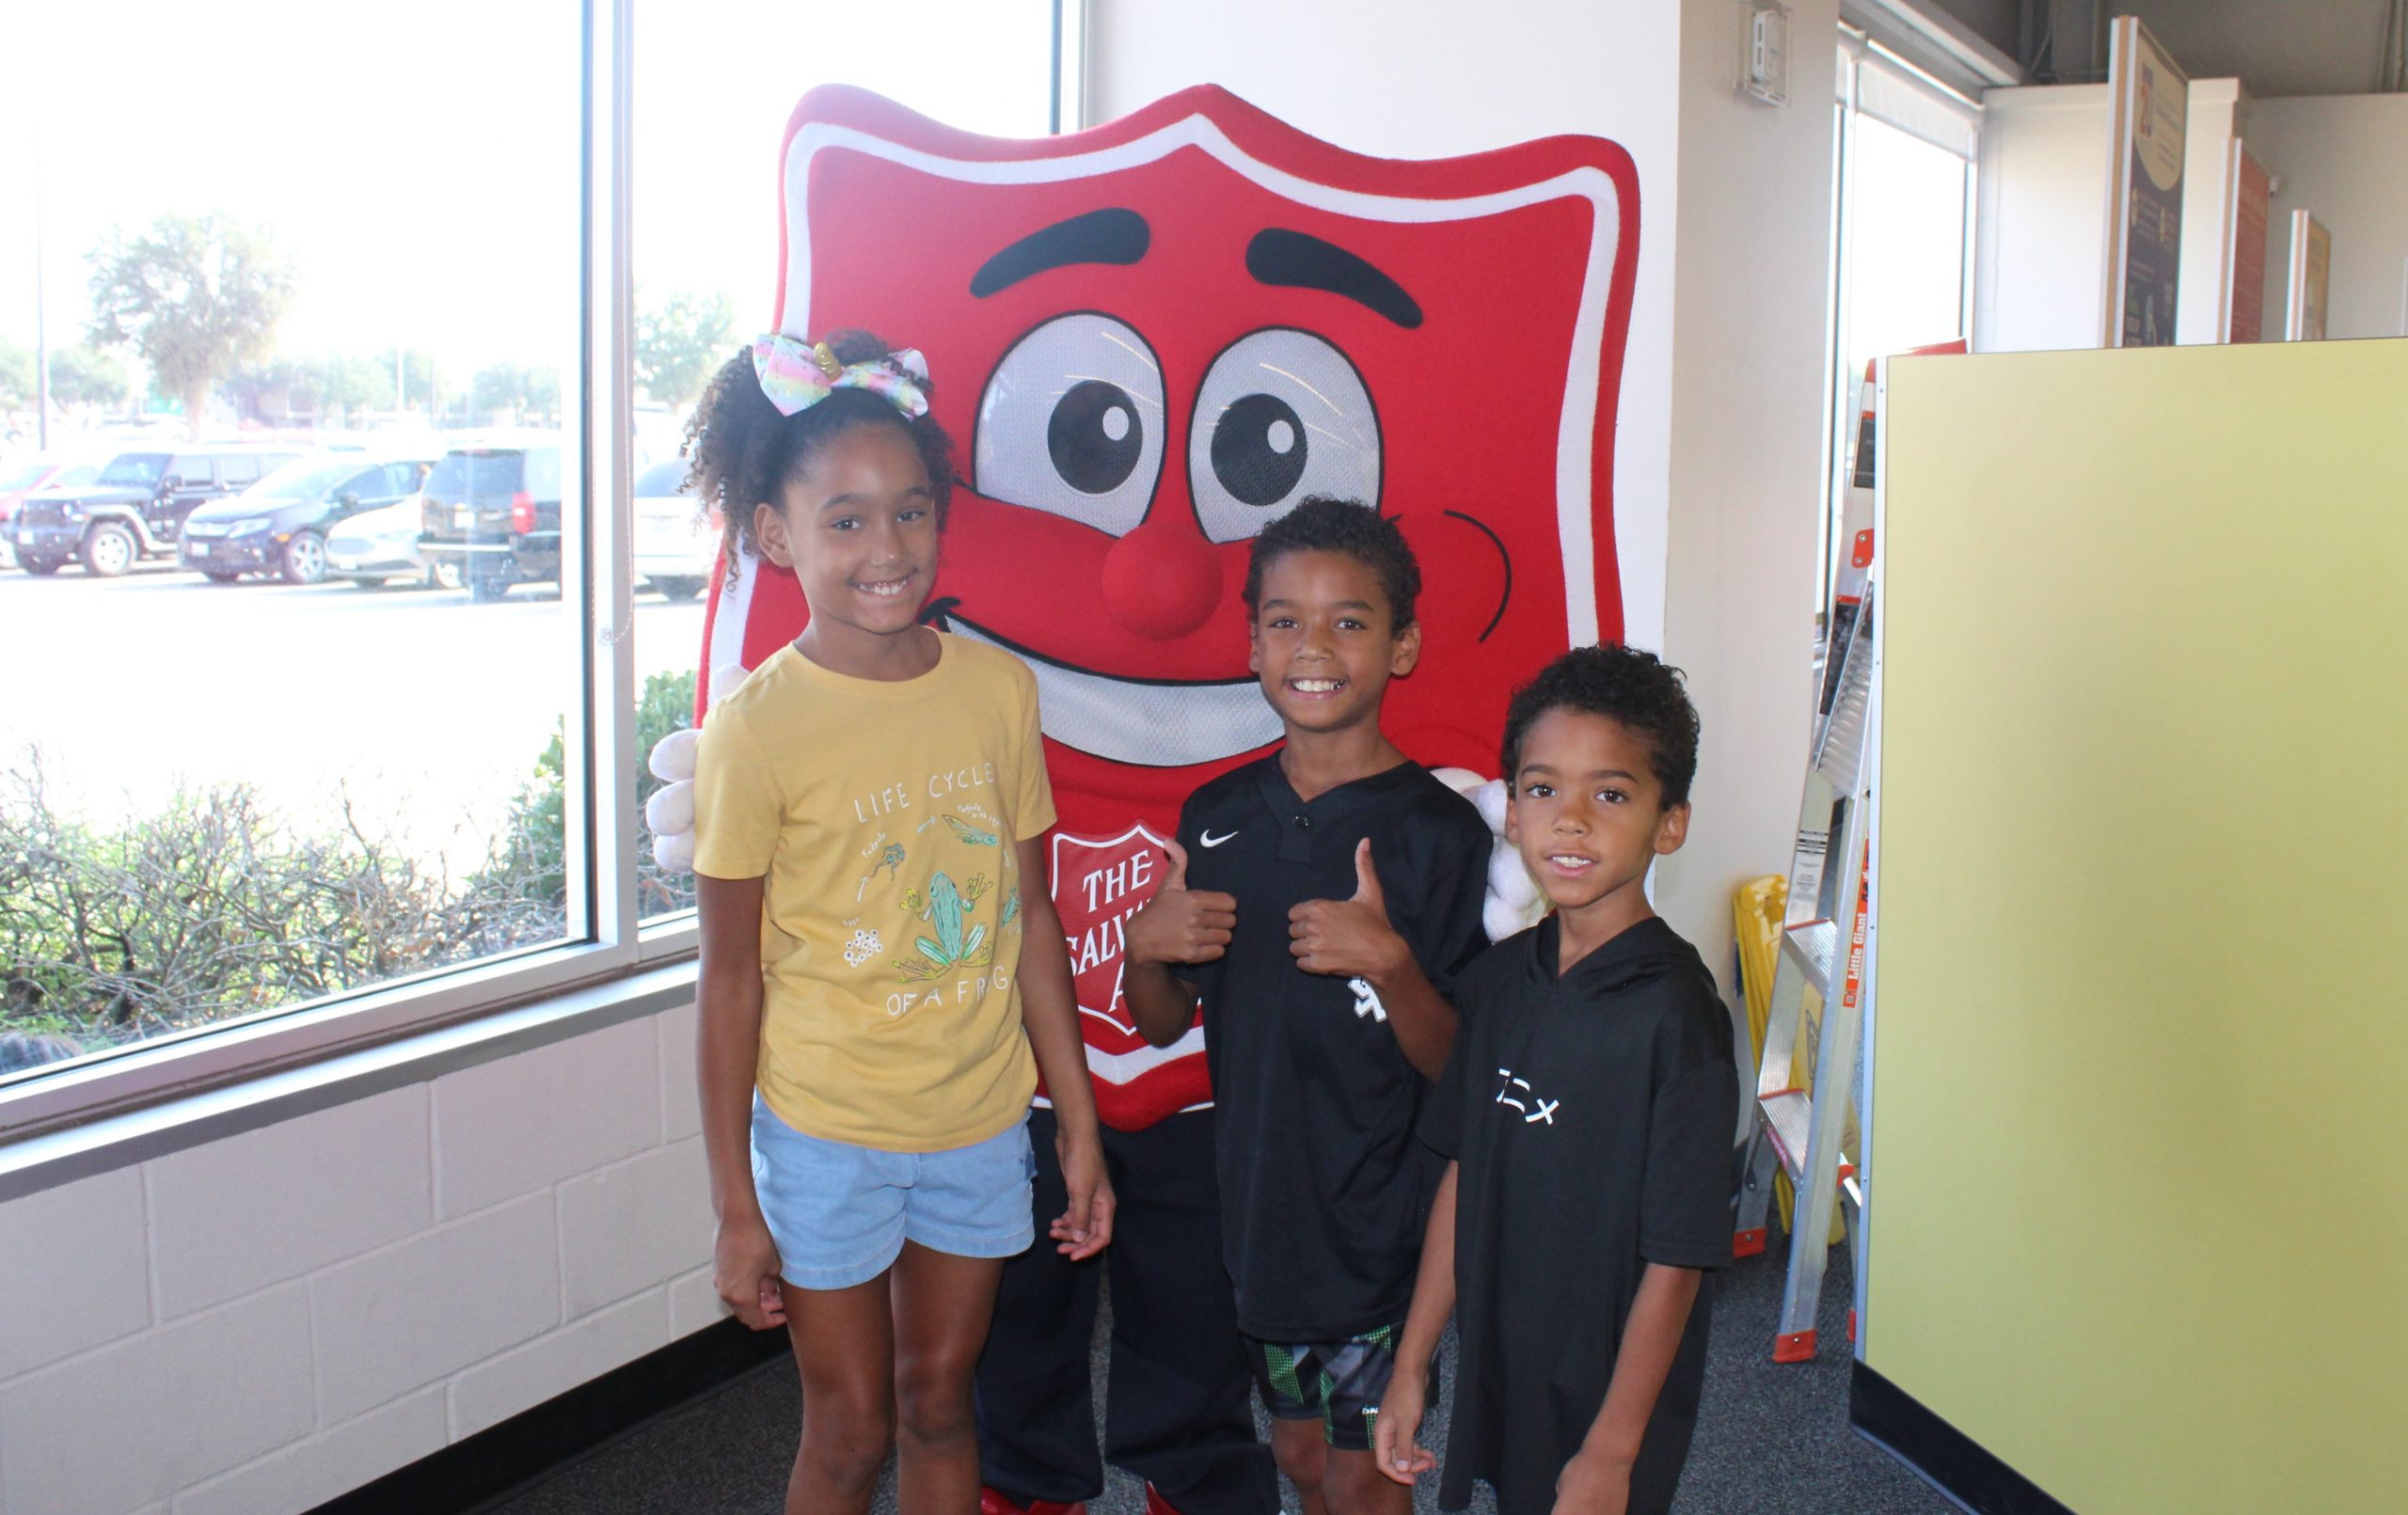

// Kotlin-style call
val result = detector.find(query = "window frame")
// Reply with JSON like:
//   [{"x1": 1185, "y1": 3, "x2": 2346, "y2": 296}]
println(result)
[{"x1": 0, "y1": 0, "x2": 1076, "y2": 1152}]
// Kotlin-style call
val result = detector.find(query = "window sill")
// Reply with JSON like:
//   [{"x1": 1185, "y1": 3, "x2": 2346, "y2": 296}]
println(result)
[{"x1": 0, "y1": 957, "x2": 701, "y2": 1206}]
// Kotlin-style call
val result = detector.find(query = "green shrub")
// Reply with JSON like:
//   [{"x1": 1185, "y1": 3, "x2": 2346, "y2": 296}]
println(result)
[{"x1": 0, "y1": 667, "x2": 700, "y2": 1061}]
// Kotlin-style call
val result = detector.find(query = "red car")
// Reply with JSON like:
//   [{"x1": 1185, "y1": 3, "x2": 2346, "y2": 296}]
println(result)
[{"x1": 0, "y1": 456, "x2": 101, "y2": 564}]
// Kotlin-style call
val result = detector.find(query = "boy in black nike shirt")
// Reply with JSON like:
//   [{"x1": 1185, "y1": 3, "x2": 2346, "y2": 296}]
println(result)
[
  {"x1": 1375, "y1": 645, "x2": 1735, "y2": 1515},
  {"x1": 1124, "y1": 498, "x2": 1491, "y2": 1515}
]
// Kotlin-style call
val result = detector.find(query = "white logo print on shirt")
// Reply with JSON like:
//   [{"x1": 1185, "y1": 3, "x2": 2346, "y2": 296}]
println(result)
[
  {"x1": 1494, "y1": 1067, "x2": 1561, "y2": 1125},
  {"x1": 1348, "y1": 977, "x2": 1388, "y2": 1022}
]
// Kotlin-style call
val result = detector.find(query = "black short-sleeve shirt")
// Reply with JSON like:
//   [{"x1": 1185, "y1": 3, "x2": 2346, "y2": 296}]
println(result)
[
  {"x1": 1178, "y1": 754, "x2": 1491, "y2": 1340},
  {"x1": 1420, "y1": 915, "x2": 1738, "y2": 1515}
]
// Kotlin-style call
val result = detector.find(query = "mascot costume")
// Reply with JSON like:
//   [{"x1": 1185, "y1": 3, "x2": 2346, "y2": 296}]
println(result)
[{"x1": 651, "y1": 85, "x2": 1640, "y2": 1515}]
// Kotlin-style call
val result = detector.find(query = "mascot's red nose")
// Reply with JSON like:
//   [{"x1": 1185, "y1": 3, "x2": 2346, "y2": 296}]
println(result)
[{"x1": 1101, "y1": 519, "x2": 1224, "y2": 640}]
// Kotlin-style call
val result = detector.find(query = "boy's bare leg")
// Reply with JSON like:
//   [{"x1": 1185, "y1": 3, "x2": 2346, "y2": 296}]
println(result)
[
  {"x1": 890, "y1": 1241, "x2": 1007, "y2": 1514},
  {"x1": 1321, "y1": 1446, "x2": 1415, "y2": 1514},
  {"x1": 783, "y1": 1275, "x2": 895, "y2": 1515},
  {"x1": 1270, "y1": 1416, "x2": 1331, "y2": 1515},
  {"x1": 1272, "y1": 1400, "x2": 1415, "y2": 1514}
]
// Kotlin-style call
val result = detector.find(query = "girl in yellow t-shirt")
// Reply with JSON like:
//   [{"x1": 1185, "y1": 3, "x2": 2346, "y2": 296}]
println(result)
[{"x1": 687, "y1": 329, "x2": 1114, "y2": 1515}]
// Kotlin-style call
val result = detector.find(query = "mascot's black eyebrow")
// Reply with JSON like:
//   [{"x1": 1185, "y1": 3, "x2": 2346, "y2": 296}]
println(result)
[
  {"x1": 970, "y1": 208, "x2": 1150, "y2": 296},
  {"x1": 1245, "y1": 229, "x2": 1423, "y2": 328}
]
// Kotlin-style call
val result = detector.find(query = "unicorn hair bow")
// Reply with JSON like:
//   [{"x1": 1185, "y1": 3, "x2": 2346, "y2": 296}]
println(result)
[{"x1": 751, "y1": 333, "x2": 931, "y2": 419}]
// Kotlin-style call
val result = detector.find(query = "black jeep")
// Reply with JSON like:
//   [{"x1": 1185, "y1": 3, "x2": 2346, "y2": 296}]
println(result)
[
  {"x1": 8, "y1": 447, "x2": 303, "y2": 576},
  {"x1": 415, "y1": 434, "x2": 564, "y2": 602}
]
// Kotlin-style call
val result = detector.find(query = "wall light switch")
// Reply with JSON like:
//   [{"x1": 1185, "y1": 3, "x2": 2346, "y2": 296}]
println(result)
[{"x1": 1741, "y1": 0, "x2": 1792, "y2": 106}]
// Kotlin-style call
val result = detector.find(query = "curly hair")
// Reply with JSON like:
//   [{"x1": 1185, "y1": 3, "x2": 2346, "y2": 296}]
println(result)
[
  {"x1": 1500, "y1": 643, "x2": 1702, "y2": 806},
  {"x1": 681, "y1": 329, "x2": 957, "y2": 574},
  {"x1": 1240, "y1": 497, "x2": 1422, "y2": 630}
]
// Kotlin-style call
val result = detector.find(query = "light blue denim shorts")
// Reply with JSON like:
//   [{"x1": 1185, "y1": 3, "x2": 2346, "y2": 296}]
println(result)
[{"x1": 750, "y1": 1093, "x2": 1036, "y2": 1291}]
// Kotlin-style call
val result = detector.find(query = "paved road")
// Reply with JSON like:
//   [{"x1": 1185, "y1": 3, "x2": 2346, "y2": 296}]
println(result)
[{"x1": 0, "y1": 561, "x2": 706, "y2": 873}]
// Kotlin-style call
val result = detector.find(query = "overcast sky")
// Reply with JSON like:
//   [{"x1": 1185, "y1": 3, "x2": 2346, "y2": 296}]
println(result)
[{"x1": 0, "y1": 0, "x2": 1052, "y2": 386}]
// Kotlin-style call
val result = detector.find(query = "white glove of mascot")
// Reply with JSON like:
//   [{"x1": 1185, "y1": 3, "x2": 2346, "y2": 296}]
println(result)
[{"x1": 642, "y1": 658, "x2": 748, "y2": 877}]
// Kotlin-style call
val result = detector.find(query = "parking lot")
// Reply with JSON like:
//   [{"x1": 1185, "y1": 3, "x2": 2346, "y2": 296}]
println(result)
[{"x1": 0, "y1": 562, "x2": 705, "y2": 871}]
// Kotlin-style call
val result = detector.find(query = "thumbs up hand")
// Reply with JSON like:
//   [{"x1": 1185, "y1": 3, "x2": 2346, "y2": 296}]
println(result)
[
  {"x1": 1126, "y1": 838, "x2": 1239, "y2": 967},
  {"x1": 1290, "y1": 839, "x2": 1410, "y2": 980}
]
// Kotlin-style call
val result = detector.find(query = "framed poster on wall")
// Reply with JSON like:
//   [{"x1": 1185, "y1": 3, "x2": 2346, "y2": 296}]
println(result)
[
  {"x1": 2286, "y1": 209, "x2": 2330, "y2": 341},
  {"x1": 2100, "y1": 15, "x2": 2187, "y2": 348},
  {"x1": 2220, "y1": 142, "x2": 2269, "y2": 343}
]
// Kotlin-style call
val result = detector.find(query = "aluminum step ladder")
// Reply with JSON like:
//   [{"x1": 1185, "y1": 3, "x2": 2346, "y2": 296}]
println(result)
[{"x1": 1734, "y1": 568, "x2": 1877, "y2": 1364}]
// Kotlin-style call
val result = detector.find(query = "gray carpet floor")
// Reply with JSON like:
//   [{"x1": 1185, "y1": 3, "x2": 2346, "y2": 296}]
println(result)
[{"x1": 491, "y1": 1235, "x2": 1952, "y2": 1514}]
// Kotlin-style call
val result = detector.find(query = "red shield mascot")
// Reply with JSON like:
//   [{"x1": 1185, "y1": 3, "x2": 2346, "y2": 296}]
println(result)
[{"x1": 657, "y1": 85, "x2": 1640, "y2": 1515}]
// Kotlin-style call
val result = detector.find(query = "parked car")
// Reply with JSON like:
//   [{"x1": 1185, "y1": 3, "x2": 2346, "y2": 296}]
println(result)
[
  {"x1": 631, "y1": 458, "x2": 717, "y2": 601},
  {"x1": 0, "y1": 456, "x2": 102, "y2": 568},
  {"x1": 178, "y1": 451, "x2": 439, "y2": 585},
  {"x1": 8, "y1": 445, "x2": 305, "y2": 576},
  {"x1": 325, "y1": 496, "x2": 460, "y2": 590},
  {"x1": 414, "y1": 432, "x2": 562, "y2": 602}
]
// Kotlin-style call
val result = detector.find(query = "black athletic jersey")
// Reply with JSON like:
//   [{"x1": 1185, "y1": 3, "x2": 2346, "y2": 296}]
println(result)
[
  {"x1": 1420, "y1": 915, "x2": 1737, "y2": 1515},
  {"x1": 1176, "y1": 754, "x2": 1491, "y2": 1340}
]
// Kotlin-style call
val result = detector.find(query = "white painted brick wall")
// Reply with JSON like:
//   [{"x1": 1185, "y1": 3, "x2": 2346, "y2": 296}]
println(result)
[
  {"x1": 0, "y1": 1165, "x2": 150, "y2": 1381},
  {"x1": 448, "y1": 1289, "x2": 672, "y2": 1440},
  {"x1": 148, "y1": 1085, "x2": 434, "y2": 1321},
  {"x1": 558, "y1": 1140, "x2": 714, "y2": 1317},
  {"x1": 431, "y1": 1015, "x2": 660, "y2": 1220},
  {"x1": 0, "y1": 999, "x2": 721, "y2": 1515}
]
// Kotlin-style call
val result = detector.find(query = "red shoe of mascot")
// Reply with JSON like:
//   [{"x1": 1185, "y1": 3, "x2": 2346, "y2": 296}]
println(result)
[{"x1": 650, "y1": 85, "x2": 1641, "y2": 1515}]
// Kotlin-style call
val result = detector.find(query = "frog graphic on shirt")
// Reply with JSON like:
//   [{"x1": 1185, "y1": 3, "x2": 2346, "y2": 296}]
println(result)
[{"x1": 895, "y1": 871, "x2": 995, "y2": 980}]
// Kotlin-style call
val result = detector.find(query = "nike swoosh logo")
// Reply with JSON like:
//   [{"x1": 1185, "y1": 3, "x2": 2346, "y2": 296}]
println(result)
[{"x1": 1200, "y1": 829, "x2": 1239, "y2": 848}]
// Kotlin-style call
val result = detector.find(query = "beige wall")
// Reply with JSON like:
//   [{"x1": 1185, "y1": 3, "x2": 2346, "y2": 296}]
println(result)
[{"x1": 1873, "y1": 336, "x2": 2408, "y2": 1512}]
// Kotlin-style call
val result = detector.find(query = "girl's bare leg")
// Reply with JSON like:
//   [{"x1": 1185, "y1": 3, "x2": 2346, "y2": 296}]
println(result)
[
  {"x1": 889, "y1": 1240, "x2": 1006, "y2": 1513},
  {"x1": 782, "y1": 1274, "x2": 895, "y2": 1515}
]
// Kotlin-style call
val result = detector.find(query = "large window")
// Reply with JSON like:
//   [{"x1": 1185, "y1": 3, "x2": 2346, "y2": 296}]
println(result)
[{"x1": 0, "y1": 0, "x2": 1066, "y2": 1138}]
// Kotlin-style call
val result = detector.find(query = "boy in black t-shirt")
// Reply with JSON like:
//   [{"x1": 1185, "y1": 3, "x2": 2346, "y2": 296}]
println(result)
[
  {"x1": 1377, "y1": 645, "x2": 1736, "y2": 1515},
  {"x1": 1124, "y1": 498, "x2": 1491, "y2": 1515}
]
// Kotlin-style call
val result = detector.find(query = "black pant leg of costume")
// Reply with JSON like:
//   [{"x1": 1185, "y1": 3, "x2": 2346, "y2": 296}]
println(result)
[
  {"x1": 975, "y1": 1106, "x2": 1107, "y2": 1507},
  {"x1": 1100, "y1": 1110, "x2": 1279, "y2": 1515}
]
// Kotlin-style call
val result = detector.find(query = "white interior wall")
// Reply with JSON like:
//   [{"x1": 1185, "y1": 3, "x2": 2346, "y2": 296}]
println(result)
[
  {"x1": 2176, "y1": 79, "x2": 2248, "y2": 345},
  {"x1": 2251, "y1": 94, "x2": 2408, "y2": 340},
  {"x1": 1651, "y1": 0, "x2": 1840, "y2": 1019},
  {"x1": 1973, "y1": 85, "x2": 2110, "y2": 351},
  {"x1": 0, "y1": 1003, "x2": 724, "y2": 1515}
]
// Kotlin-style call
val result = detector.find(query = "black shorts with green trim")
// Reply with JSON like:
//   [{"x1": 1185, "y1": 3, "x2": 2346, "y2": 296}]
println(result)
[{"x1": 1242, "y1": 1324, "x2": 1431, "y2": 1451}]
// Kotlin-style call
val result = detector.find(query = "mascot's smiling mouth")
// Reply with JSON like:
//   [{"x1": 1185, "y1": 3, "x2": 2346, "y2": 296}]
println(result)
[{"x1": 930, "y1": 603, "x2": 1282, "y2": 767}]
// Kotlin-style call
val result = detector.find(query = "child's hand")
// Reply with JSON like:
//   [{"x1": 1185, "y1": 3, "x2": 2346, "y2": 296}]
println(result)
[
  {"x1": 1050, "y1": 1128, "x2": 1117, "y2": 1260},
  {"x1": 1373, "y1": 1366, "x2": 1436, "y2": 1486},
  {"x1": 1289, "y1": 839, "x2": 1408, "y2": 980},
  {"x1": 1124, "y1": 840, "x2": 1237, "y2": 966},
  {"x1": 713, "y1": 1213, "x2": 788, "y2": 1332},
  {"x1": 1551, "y1": 1447, "x2": 1633, "y2": 1515}
]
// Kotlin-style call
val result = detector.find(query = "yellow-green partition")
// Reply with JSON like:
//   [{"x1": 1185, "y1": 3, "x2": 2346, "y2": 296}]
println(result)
[{"x1": 1869, "y1": 338, "x2": 2408, "y2": 1513}]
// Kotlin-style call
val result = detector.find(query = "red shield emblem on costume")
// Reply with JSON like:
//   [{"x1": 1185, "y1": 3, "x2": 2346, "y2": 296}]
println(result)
[{"x1": 1051, "y1": 823, "x2": 1169, "y2": 1035}]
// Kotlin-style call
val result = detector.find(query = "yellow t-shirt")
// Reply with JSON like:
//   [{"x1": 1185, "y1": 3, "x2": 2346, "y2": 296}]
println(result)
[{"x1": 690, "y1": 635, "x2": 1055, "y2": 1151}]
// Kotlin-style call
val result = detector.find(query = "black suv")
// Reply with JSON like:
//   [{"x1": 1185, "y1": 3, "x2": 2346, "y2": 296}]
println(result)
[
  {"x1": 9, "y1": 446, "x2": 304, "y2": 576},
  {"x1": 415, "y1": 434, "x2": 563, "y2": 602},
  {"x1": 178, "y1": 452, "x2": 437, "y2": 585}
]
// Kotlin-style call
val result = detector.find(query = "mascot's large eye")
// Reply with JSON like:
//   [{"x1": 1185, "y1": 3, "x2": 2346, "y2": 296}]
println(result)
[
  {"x1": 1187, "y1": 328, "x2": 1380, "y2": 544},
  {"x1": 974, "y1": 313, "x2": 1165, "y2": 537}
]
